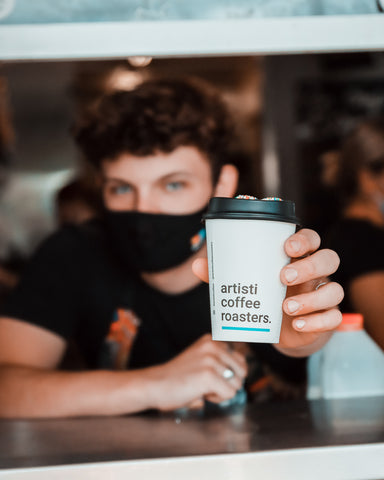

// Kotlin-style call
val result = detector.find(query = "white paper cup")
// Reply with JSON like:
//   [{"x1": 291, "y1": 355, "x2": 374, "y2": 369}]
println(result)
[{"x1": 204, "y1": 197, "x2": 298, "y2": 343}]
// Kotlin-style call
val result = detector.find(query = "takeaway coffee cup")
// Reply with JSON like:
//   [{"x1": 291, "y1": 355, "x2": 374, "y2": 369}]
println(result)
[{"x1": 204, "y1": 196, "x2": 298, "y2": 343}]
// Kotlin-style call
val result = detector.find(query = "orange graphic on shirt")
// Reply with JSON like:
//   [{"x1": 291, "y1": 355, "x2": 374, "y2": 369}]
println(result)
[
  {"x1": 190, "y1": 228, "x2": 206, "y2": 252},
  {"x1": 106, "y1": 309, "x2": 141, "y2": 370}
]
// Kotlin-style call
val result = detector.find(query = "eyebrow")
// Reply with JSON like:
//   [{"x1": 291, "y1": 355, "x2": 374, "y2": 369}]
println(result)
[
  {"x1": 102, "y1": 177, "x2": 132, "y2": 185},
  {"x1": 103, "y1": 171, "x2": 193, "y2": 184},
  {"x1": 159, "y1": 171, "x2": 192, "y2": 181}
]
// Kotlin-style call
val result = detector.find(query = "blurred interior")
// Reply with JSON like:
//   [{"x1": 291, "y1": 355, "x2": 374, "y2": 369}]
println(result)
[
  {"x1": 1, "y1": 52, "x2": 384, "y2": 271},
  {"x1": 1, "y1": 5, "x2": 384, "y2": 475}
]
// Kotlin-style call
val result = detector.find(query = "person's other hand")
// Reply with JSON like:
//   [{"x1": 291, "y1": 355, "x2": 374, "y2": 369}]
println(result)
[
  {"x1": 192, "y1": 228, "x2": 344, "y2": 354},
  {"x1": 149, "y1": 334, "x2": 247, "y2": 411}
]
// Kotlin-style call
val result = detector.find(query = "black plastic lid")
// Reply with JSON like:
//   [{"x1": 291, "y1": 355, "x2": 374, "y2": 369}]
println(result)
[{"x1": 203, "y1": 197, "x2": 299, "y2": 224}]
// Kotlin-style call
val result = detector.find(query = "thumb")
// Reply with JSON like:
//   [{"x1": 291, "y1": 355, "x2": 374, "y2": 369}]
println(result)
[{"x1": 192, "y1": 257, "x2": 209, "y2": 283}]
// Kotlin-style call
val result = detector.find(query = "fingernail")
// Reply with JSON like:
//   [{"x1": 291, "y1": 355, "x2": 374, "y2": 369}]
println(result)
[
  {"x1": 285, "y1": 268, "x2": 298, "y2": 283},
  {"x1": 295, "y1": 320, "x2": 306, "y2": 330},
  {"x1": 289, "y1": 240, "x2": 300, "y2": 253},
  {"x1": 287, "y1": 300, "x2": 300, "y2": 313}
]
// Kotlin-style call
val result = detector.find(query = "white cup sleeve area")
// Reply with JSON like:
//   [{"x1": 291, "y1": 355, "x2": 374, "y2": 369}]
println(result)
[{"x1": 206, "y1": 218, "x2": 295, "y2": 343}]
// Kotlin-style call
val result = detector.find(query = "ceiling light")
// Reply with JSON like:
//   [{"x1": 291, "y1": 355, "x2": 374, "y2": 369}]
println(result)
[{"x1": 127, "y1": 56, "x2": 153, "y2": 68}]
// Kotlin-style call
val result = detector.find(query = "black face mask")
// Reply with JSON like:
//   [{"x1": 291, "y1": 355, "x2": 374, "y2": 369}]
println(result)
[{"x1": 104, "y1": 207, "x2": 207, "y2": 273}]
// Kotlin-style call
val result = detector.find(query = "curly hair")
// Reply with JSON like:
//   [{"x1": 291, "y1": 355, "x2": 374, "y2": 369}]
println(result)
[{"x1": 74, "y1": 78, "x2": 235, "y2": 183}]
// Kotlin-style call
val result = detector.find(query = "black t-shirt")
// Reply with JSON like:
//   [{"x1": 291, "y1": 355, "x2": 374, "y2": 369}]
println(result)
[
  {"x1": 1, "y1": 220, "x2": 305, "y2": 383},
  {"x1": 325, "y1": 218, "x2": 384, "y2": 313}
]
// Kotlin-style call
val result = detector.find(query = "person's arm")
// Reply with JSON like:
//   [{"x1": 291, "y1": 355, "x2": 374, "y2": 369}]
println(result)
[
  {"x1": 193, "y1": 228, "x2": 344, "y2": 358},
  {"x1": 0, "y1": 318, "x2": 246, "y2": 418},
  {"x1": 349, "y1": 272, "x2": 384, "y2": 350}
]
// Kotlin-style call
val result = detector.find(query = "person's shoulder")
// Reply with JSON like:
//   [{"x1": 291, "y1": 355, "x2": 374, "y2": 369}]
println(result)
[
  {"x1": 326, "y1": 217, "x2": 384, "y2": 279},
  {"x1": 342, "y1": 218, "x2": 384, "y2": 232},
  {"x1": 329, "y1": 217, "x2": 373, "y2": 232},
  {"x1": 325, "y1": 218, "x2": 381, "y2": 246}
]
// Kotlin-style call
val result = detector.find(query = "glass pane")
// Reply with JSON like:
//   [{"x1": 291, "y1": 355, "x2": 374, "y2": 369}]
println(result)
[{"x1": 0, "y1": 0, "x2": 379, "y2": 25}]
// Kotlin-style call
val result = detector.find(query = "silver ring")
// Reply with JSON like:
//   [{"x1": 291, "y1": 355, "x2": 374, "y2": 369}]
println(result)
[
  {"x1": 315, "y1": 281, "x2": 328, "y2": 291},
  {"x1": 222, "y1": 368, "x2": 235, "y2": 380}
]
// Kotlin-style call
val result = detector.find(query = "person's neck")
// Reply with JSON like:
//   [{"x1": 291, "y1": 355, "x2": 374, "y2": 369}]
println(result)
[
  {"x1": 344, "y1": 196, "x2": 384, "y2": 227},
  {"x1": 140, "y1": 245, "x2": 207, "y2": 294}
]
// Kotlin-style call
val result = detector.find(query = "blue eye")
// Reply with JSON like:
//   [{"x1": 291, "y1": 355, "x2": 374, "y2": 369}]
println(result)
[
  {"x1": 166, "y1": 182, "x2": 184, "y2": 192},
  {"x1": 114, "y1": 185, "x2": 132, "y2": 195}
]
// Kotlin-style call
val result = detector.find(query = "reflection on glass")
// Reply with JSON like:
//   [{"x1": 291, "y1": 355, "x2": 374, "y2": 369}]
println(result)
[{"x1": 0, "y1": 0, "x2": 379, "y2": 25}]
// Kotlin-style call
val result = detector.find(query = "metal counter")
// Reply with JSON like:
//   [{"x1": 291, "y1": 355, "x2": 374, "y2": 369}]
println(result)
[{"x1": 0, "y1": 397, "x2": 383, "y2": 479}]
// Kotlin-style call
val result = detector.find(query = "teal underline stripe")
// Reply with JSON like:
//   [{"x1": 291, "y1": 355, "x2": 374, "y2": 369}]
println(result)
[{"x1": 222, "y1": 326, "x2": 271, "y2": 332}]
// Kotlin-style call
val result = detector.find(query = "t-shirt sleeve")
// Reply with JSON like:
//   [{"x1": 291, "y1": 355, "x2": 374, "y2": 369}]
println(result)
[
  {"x1": 326, "y1": 221, "x2": 384, "y2": 284},
  {"x1": 346, "y1": 230, "x2": 384, "y2": 278},
  {"x1": 0, "y1": 227, "x2": 83, "y2": 340}
]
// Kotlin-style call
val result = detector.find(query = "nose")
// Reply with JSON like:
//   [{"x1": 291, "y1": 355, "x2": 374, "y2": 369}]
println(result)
[{"x1": 135, "y1": 190, "x2": 159, "y2": 213}]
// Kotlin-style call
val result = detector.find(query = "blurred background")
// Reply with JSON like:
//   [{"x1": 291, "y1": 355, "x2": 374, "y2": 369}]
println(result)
[
  {"x1": 0, "y1": 56, "x2": 265, "y2": 263},
  {"x1": 1, "y1": 0, "x2": 384, "y2": 301},
  {"x1": 2, "y1": 53, "x2": 384, "y2": 262}
]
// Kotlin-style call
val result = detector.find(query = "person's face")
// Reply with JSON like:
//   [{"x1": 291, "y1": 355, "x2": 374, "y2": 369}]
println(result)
[{"x1": 101, "y1": 146, "x2": 215, "y2": 215}]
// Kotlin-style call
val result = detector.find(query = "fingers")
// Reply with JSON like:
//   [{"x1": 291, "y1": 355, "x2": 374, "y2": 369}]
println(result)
[
  {"x1": 197, "y1": 335, "x2": 247, "y2": 381},
  {"x1": 281, "y1": 249, "x2": 340, "y2": 286},
  {"x1": 195, "y1": 336, "x2": 247, "y2": 402},
  {"x1": 289, "y1": 308, "x2": 342, "y2": 333},
  {"x1": 204, "y1": 393, "x2": 221, "y2": 403},
  {"x1": 283, "y1": 282, "x2": 344, "y2": 317},
  {"x1": 192, "y1": 257, "x2": 209, "y2": 283},
  {"x1": 280, "y1": 229, "x2": 344, "y2": 342},
  {"x1": 202, "y1": 366, "x2": 240, "y2": 401},
  {"x1": 217, "y1": 366, "x2": 243, "y2": 391},
  {"x1": 284, "y1": 228, "x2": 321, "y2": 258},
  {"x1": 195, "y1": 229, "x2": 338, "y2": 286},
  {"x1": 215, "y1": 349, "x2": 247, "y2": 381},
  {"x1": 186, "y1": 398, "x2": 205, "y2": 410},
  {"x1": 157, "y1": 335, "x2": 248, "y2": 410}
]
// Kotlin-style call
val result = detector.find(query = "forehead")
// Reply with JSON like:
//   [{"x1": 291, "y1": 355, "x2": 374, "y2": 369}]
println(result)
[{"x1": 101, "y1": 146, "x2": 213, "y2": 183}]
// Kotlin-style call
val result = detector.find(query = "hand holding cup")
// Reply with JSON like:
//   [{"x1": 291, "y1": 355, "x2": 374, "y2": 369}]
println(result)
[{"x1": 193, "y1": 198, "x2": 344, "y2": 355}]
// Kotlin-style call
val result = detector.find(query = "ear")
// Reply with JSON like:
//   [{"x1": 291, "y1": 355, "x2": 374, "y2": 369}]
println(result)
[{"x1": 213, "y1": 164, "x2": 239, "y2": 198}]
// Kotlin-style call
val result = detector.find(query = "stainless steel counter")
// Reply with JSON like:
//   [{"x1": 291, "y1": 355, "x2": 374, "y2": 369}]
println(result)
[{"x1": 0, "y1": 397, "x2": 383, "y2": 479}]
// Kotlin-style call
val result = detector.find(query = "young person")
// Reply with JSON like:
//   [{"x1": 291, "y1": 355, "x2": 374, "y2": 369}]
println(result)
[
  {"x1": 325, "y1": 119, "x2": 384, "y2": 350},
  {"x1": 0, "y1": 79, "x2": 343, "y2": 418}
]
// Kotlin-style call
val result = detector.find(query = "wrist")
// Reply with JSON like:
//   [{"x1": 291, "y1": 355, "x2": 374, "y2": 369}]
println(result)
[
  {"x1": 137, "y1": 364, "x2": 167, "y2": 411},
  {"x1": 104, "y1": 368, "x2": 163, "y2": 414}
]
